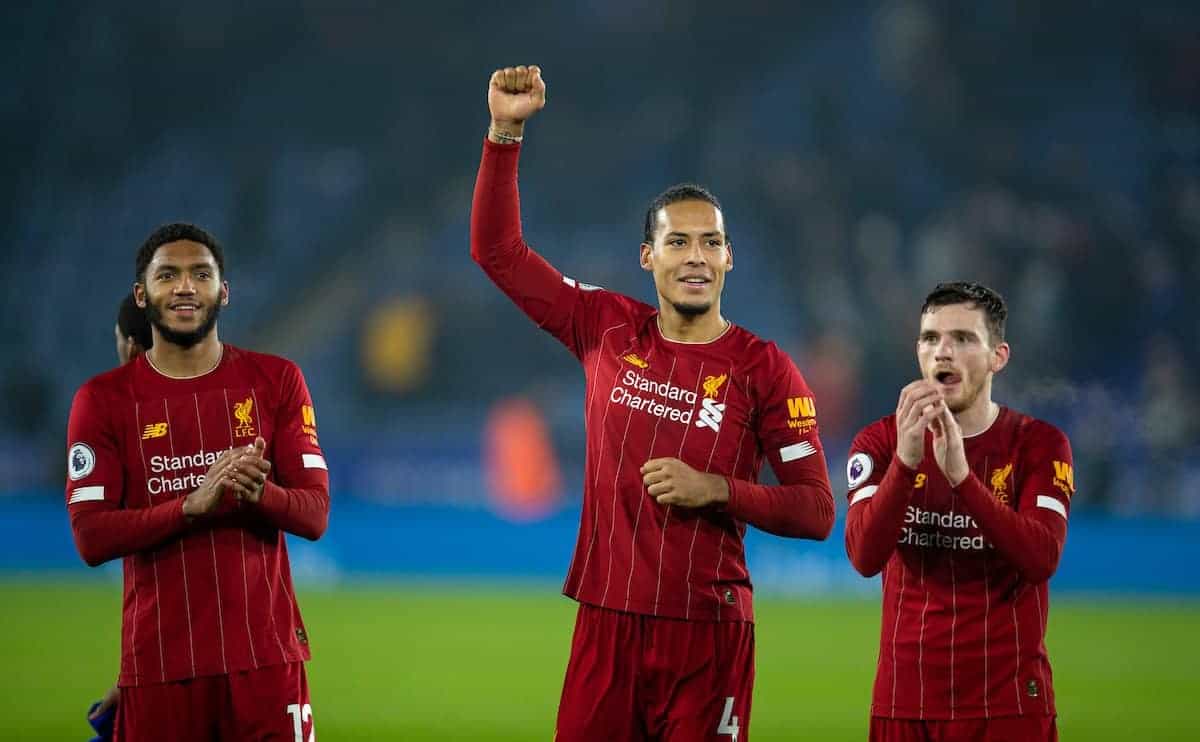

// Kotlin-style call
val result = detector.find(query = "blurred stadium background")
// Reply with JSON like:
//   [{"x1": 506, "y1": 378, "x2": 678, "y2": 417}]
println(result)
[{"x1": 2, "y1": 0, "x2": 1199, "y2": 739}]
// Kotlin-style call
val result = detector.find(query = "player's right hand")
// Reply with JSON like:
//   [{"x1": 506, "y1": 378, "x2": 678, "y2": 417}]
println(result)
[
  {"x1": 488, "y1": 65, "x2": 546, "y2": 127},
  {"x1": 895, "y1": 380, "x2": 944, "y2": 470},
  {"x1": 182, "y1": 448, "x2": 239, "y2": 517}
]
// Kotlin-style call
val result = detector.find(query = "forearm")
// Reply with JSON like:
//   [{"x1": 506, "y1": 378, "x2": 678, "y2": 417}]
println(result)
[
  {"x1": 955, "y1": 474, "x2": 1064, "y2": 583},
  {"x1": 253, "y1": 480, "x2": 329, "y2": 541},
  {"x1": 844, "y1": 459, "x2": 919, "y2": 576},
  {"x1": 70, "y1": 500, "x2": 189, "y2": 566},
  {"x1": 725, "y1": 473, "x2": 835, "y2": 540}
]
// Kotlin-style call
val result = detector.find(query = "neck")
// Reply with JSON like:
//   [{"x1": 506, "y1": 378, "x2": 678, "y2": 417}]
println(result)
[
  {"x1": 146, "y1": 330, "x2": 223, "y2": 378},
  {"x1": 657, "y1": 302, "x2": 730, "y2": 343},
  {"x1": 955, "y1": 394, "x2": 1000, "y2": 437}
]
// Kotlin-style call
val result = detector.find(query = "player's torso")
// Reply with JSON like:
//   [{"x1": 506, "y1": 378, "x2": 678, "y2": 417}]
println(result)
[
  {"x1": 875, "y1": 410, "x2": 1056, "y2": 719},
  {"x1": 566, "y1": 320, "x2": 762, "y2": 621}
]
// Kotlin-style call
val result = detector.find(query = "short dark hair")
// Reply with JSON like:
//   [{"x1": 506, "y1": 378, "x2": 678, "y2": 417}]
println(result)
[
  {"x1": 117, "y1": 292, "x2": 153, "y2": 349},
  {"x1": 921, "y1": 282, "x2": 1007, "y2": 344},
  {"x1": 135, "y1": 223, "x2": 224, "y2": 282},
  {"x1": 643, "y1": 184, "x2": 725, "y2": 244}
]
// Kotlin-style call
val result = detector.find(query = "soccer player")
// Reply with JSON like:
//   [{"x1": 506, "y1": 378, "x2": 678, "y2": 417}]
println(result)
[
  {"x1": 65, "y1": 223, "x2": 329, "y2": 741},
  {"x1": 845, "y1": 282, "x2": 1073, "y2": 741},
  {"x1": 472, "y1": 65, "x2": 835, "y2": 741}
]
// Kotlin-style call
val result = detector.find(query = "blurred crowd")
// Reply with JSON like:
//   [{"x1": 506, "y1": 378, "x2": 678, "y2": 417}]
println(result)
[{"x1": 2, "y1": 0, "x2": 1197, "y2": 515}]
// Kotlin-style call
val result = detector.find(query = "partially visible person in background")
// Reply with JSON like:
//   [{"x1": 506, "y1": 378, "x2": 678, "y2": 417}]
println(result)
[
  {"x1": 114, "y1": 291, "x2": 153, "y2": 366},
  {"x1": 84, "y1": 292, "x2": 154, "y2": 742}
]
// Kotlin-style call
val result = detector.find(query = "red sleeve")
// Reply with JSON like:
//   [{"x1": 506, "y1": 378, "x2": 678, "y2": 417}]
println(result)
[
  {"x1": 65, "y1": 385, "x2": 189, "y2": 566},
  {"x1": 844, "y1": 420, "x2": 921, "y2": 577},
  {"x1": 953, "y1": 423, "x2": 1072, "y2": 583},
  {"x1": 725, "y1": 348, "x2": 834, "y2": 539},
  {"x1": 252, "y1": 363, "x2": 329, "y2": 541},
  {"x1": 469, "y1": 137, "x2": 621, "y2": 360}
]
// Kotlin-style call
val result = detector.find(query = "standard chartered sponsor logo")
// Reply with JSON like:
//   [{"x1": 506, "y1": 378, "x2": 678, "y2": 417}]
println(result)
[
  {"x1": 899, "y1": 504, "x2": 991, "y2": 551},
  {"x1": 609, "y1": 369, "x2": 699, "y2": 424},
  {"x1": 147, "y1": 447, "x2": 233, "y2": 496}
]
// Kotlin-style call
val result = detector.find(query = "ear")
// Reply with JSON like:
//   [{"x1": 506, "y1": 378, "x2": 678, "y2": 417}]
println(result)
[
  {"x1": 220, "y1": 280, "x2": 230, "y2": 306},
  {"x1": 991, "y1": 341, "x2": 1010, "y2": 374},
  {"x1": 133, "y1": 282, "x2": 147, "y2": 308},
  {"x1": 725, "y1": 242, "x2": 734, "y2": 272},
  {"x1": 639, "y1": 242, "x2": 654, "y2": 273}
]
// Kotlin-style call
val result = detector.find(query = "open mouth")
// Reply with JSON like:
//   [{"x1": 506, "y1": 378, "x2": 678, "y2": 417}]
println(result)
[
  {"x1": 678, "y1": 276, "x2": 711, "y2": 290},
  {"x1": 169, "y1": 303, "x2": 199, "y2": 317},
  {"x1": 935, "y1": 370, "x2": 962, "y2": 385}
]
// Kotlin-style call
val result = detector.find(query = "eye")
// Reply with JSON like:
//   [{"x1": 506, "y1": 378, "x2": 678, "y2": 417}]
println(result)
[
  {"x1": 157, "y1": 271, "x2": 175, "y2": 281},
  {"x1": 669, "y1": 238, "x2": 686, "y2": 247},
  {"x1": 707, "y1": 239, "x2": 723, "y2": 248},
  {"x1": 196, "y1": 271, "x2": 211, "y2": 280}
]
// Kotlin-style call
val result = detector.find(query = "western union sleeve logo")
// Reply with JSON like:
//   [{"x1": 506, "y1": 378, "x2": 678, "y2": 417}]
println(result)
[
  {"x1": 142, "y1": 422, "x2": 168, "y2": 439},
  {"x1": 1052, "y1": 461, "x2": 1074, "y2": 497},
  {"x1": 787, "y1": 397, "x2": 816, "y2": 419},
  {"x1": 302, "y1": 405, "x2": 317, "y2": 427}
]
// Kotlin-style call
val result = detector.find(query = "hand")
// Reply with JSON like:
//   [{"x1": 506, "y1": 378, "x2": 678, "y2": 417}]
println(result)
[
  {"x1": 929, "y1": 404, "x2": 969, "y2": 487},
  {"x1": 181, "y1": 448, "x2": 240, "y2": 517},
  {"x1": 226, "y1": 436, "x2": 271, "y2": 504},
  {"x1": 641, "y1": 458, "x2": 729, "y2": 508},
  {"x1": 89, "y1": 684, "x2": 119, "y2": 720},
  {"x1": 895, "y1": 380, "x2": 944, "y2": 469},
  {"x1": 487, "y1": 64, "x2": 546, "y2": 140}
]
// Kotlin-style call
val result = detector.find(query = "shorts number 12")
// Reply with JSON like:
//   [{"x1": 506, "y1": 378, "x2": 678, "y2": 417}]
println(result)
[
  {"x1": 286, "y1": 703, "x2": 314, "y2": 742},
  {"x1": 717, "y1": 696, "x2": 740, "y2": 741}
]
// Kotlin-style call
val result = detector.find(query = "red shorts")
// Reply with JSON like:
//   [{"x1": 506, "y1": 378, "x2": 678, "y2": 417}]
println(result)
[
  {"x1": 116, "y1": 661, "x2": 313, "y2": 742},
  {"x1": 869, "y1": 715, "x2": 1057, "y2": 742},
  {"x1": 555, "y1": 602, "x2": 754, "y2": 742}
]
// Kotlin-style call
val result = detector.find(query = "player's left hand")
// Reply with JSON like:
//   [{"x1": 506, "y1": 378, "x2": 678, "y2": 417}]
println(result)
[
  {"x1": 641, "y1": 458, "x2": 729, "y2": 508},
  {"x1": 228, "y1": 436, "x2": 271, "y2": 504},
  {"x1": 929, "y1": 404, "x2": 969, "y2": 487}
]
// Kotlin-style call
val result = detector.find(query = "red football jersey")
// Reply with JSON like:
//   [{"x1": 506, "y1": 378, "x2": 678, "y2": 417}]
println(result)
[
  {"x1": 65, "y1": 345, "x2": 329, "y2": 686},
  {"x1": 472, "y1": 139, "x2": 835, "y2": 623},
  {"x1": 845, "y1": 407, "x2": 1074, "y2": 719}
]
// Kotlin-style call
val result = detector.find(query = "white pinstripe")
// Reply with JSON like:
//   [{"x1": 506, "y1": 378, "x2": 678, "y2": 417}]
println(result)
[
  {"x1": 225, "y1": 389, "x2": 258, "y2": 666},
  {"x1": 917, "y1": 546, "x2": 929, "y2": 718},
  {"x1": 623, "y1": 354, "x2": 676, "y2": 612},
  {"x1": 983, "y1": 554, "x2": 991, "y2": 718},
  {"x1": 598, "y1": 403, "x2": 637, "y2": 607},
  {"x1": 949, "y1": 502, "x2": 957, "y2": 719},
  {"x1": 249, "y1": 388, "x2": 288, "y2": 663},
  {"x1": 1011, "y1": 598, "x2": 1025, "y2": 714},
  {"x1": 133, "y1": 401, "x2": 166, "y2": 682},
  {"x1": 573, "y1": 335, "x2": 631, "y2": 596},
  {"x1": 194, "y1": 392, "x2": 228, "y2": 674},
  {"x1": 685, "y1": 363, "x2": 732, "y2": 620},
  {"x1": 653, "y1": 363, "x2": 705, "y2": 615},
  {"x1": 712, "y1": 417, "x2": 750, "y2": 620},
  {"x1": 163, "y1": 401, "x2": 197, "y2": 677},
  {"x1": 1033, "y1": 586, "x2": 1050, "y2": 714},
  {"x1": 890, "y1": 559, "x2": 906, "y2": 716}
]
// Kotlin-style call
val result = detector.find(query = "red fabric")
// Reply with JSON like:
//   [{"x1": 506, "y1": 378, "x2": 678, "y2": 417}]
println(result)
[
  {"x1": 472, "y1": 138, "x2": 834, "y2": 623},
  {"x1": 844, "y1": 408, "x2": 1073, "y2": 719},
  {"x1": 115, "y1": 661, "x2": 312, "y2": 741},
  {"x1": 65, "y1": 346, "x2": 329, "y2": 686},
  {"x1": 556, "y1": 603, "x2": 754, "y2": 742},
  {"x1": 868, "y1": 714, "x2": 1057, "y2": 742}
]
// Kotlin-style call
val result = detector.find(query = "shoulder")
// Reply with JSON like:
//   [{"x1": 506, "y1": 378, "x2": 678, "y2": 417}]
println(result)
[
  {"x1": 851, "y1": 415, "x2": 897, "y2": 450},
  {"x1": 1005, "y1": 407, "x2": 1070, "y2": 451},
  {"x1": 731, "y1": 329, "x2": 795, "y2": 376},
  {"x1": 582, "y1": 285, "x2": 655, "y2": 323},
  {"x1": 225, "y1": 345, "x2": 304, "y2": 380},
  {"x1": 74, "y1": 363, "x2": 134, "y2": 404}
]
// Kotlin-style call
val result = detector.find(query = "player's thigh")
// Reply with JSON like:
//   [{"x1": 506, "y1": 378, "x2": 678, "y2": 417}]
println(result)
[
  {"x1": 116, "y1": 678, "x2": 221, "y2": 742},
  {"x1": 657, "y1": 620, "x2": 754, "y2": 742},
  {"x1": 226, "y1": 661, "x2": 313, "y2": 742},
  {"x1": 868, "y1": 717, "x2": 932, "y2": 742},
  {"x1": 939, "y1": 715, "x2": 1057, "y2": 742},
  {"x1": 555, "y1": 604, "x2": 645, "y2": 742}
]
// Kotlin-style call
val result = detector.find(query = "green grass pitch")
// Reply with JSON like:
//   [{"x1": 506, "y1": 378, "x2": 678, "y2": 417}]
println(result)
[{"x1": 1, "y1": 580, "x2": 1196, "y2": 740}]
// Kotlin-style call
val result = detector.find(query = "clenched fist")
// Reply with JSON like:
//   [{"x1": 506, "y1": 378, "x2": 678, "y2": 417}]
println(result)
[{"x1": 488, "y1": 65, "x2": 546, "y2": 142}]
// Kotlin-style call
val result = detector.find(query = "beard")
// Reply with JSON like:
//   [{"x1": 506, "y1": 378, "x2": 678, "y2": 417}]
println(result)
[
  {"x1": 945, "y1": 378, "x2": 984, "y2": 414},
  {"x1": 669, "y1": 299, "x2": 712, "y2": 317},
  {"x1": 145, "y1": 301, "x2": 221, "y2": 349}
]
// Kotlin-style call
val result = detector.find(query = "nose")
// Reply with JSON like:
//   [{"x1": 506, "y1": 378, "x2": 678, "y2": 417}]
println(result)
[
  {"x1": 684, "y1": 240, "x2": 707, "y2": 265},
  {"x1": 934, "y1": 336, "x2": 953, "y2": 361},
  {"x1": 174, "y1": 274, "x2": 196, "y2": 294}
]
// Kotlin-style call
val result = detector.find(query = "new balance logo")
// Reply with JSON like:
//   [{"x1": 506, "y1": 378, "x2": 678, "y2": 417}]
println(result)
[
  {"x1": 696, "y1": 398, "x2": 726, "y2": 432},
  {"x1": 142, "y1": 423, "x2": 168, "y2": 439}
]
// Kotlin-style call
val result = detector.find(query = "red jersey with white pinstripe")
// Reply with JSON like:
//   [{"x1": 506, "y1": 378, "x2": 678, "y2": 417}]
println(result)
[
  {"x1": 472, "y1": 139, "x2": 835, "y2": 623},
  {"x1": 844, "y1": 408, "x2": 1073, "y2": 719},
  {"x1": 65, "y1": 345, "x2": 329, "y2": 686}
]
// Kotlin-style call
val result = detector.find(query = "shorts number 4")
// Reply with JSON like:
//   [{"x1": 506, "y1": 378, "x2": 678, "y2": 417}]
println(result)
[{"x1": 717, "y1": 696, "x2": 740, "y2": 741}]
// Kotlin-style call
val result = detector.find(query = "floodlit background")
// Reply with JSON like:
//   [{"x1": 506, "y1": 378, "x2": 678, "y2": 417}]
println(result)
[{"x1": 2, "y1": 1, "x2": 1198, "y2": 739}]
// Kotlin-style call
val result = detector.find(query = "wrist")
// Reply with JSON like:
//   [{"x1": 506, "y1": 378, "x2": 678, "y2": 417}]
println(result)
[
  {"x1": 488, "y1": 120, "x2": 525, "y2": 144},
  {"x1": 707, "y1": 474, "x2": 731, "y2": 506}
]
